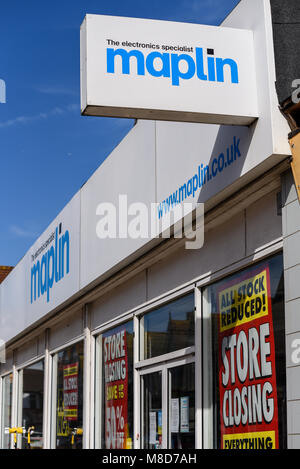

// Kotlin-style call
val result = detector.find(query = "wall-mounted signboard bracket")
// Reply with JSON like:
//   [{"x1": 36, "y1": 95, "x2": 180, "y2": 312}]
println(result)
[
  {"x1": 280, "y1": 98, "x2": 300, "y2": 203},
  {"x1": 289, "y1": 129, "x2": 300, "y2": 202}
]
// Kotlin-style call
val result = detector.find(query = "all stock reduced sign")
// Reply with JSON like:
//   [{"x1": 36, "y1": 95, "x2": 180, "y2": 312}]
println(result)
[
  {"x1": 217, "y1": 266, "x2": 279, "y2": 450},
  {"x1": 63, "y1": 362, "x2": 79, "y2": 421}
]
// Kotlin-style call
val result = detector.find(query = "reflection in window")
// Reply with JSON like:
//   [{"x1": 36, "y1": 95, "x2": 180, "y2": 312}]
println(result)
[
  {"x1": 140, "y1": 293, "x2": 195, "y2": 360},
  {"x1": 1, "y1": 374, "x2": 13, "y2": 449},
  {"x1": 55, "y1": 342, "x2": 84, "y2": 449},
  {"x1": 21, "y1": 360, "x2": 44, "y2": 449}
]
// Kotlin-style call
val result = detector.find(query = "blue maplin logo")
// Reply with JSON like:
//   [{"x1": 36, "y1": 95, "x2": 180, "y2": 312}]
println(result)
[
  {"x1": 106, "y1": 47, "x2": 239, "y2": 87},
  {"x1": 30, "y1": 224, "x2": 70, "y2": 304}
]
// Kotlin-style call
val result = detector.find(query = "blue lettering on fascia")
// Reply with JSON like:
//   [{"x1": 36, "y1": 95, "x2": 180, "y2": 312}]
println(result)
[
  {"x1": 30, "y1": 226, "x2": 70, "y2": 304},
  {"x1": 157, "y1": 136, "x2": 241, "y2": 219},
  {"x1": 106, "y1": 47, "x2": 239, "y2": 86}
]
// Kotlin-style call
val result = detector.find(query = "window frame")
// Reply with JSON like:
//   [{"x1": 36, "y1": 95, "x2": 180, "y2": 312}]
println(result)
[{"x1": 0, "y1": 372, "x2": 14, "y2": 449}]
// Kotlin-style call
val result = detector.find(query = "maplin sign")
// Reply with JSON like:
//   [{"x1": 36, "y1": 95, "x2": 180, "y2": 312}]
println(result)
[
  {"x1": 80, "y1": 14, "x2": 258, "y2": 125},
  {"x1": 30, "y1": 223, "x2": 70, "y2": 304},
  {"x1": 106, "y1": 45, "x2": 239, "y2": 87}
]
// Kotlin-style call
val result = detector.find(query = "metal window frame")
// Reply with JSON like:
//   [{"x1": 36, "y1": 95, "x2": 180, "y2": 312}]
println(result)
[
  {"x1": 15, "y1": 354, "x2": 45, "y2": 373},
  {"x1": 11, "y1": 362, "x2": 18, "y2": 449},
  {"x1": 93, "y1": 334, "x2": 102, "y2": 449},
  {"x1": 134, "y1": 284, "x2": 195, "y2": 321},
  {"x1": 92, "y1": 283, "x2": 198, "y2": 450},
  {"x1": 83, "y1": 305, "x2": 91, "y2": 449},
  {"x1": 15, "y1": 356, "x2": 46, "y2": 449},
  {"x1": 135, "y1": 347, "x2": 195, "y2": 371},
  {"x1": 0, "y1": 372, "x2": 13, "y2": 449},
  {"x1": 138, "y1": 354, "x2": 195, "y2": 449},
  {"x1": 135, "y1": 284, "x2": 198, "y2": 449}
]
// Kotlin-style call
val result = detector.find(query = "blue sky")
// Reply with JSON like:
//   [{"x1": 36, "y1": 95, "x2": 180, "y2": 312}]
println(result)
[{"x1": 0, "y1": 0, "x2": 240, "y2": 266}]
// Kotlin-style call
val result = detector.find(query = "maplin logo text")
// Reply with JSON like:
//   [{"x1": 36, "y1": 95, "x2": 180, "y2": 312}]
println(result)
[
  {"x1": 30, "y1": 225, "x2": 70, "y2": 304},
  {"x1": 106, "y1": 47, "x2": 239, "y2": 87}
]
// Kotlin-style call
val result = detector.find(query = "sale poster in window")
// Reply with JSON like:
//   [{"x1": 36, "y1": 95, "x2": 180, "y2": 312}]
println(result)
[
  {"x1": 217, "y1": 266, "x2": 279, "y2": 449},
  {"x1": 103, "y1": 328, "x2": 129, "y2": 449},
  {"x1": 63, "y1": 362, "x2": 79, "y2": 421}
]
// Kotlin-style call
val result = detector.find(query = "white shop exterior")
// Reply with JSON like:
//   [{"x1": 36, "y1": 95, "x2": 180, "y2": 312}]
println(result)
[{"x1": 0, "y1": 0, "x2": 299, "y2": 450}]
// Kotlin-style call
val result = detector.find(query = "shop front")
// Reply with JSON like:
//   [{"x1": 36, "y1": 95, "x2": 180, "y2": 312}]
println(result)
[
  {"x1": 0, "y1": 0, "x2": 297, "y2": 450},
  {"x1": 0, "y1": 183, "x2": 290, "y2": 448}
]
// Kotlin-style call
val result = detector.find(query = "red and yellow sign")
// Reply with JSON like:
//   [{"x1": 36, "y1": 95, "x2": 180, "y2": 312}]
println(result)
[
  {"x1": 103, "y1": 329, "x2": 129, "y2": 449},
  {"x1": 217, "y1": 266, "x2": 279, "y2": 449},
  {"x1": 63, "y1": 362, "x2": 79, "y2": 421}
]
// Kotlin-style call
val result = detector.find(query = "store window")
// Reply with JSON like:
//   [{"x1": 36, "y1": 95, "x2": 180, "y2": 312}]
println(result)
[
  {"x1": 95, "y1": 321, "x2": 134, "y2": 449},
  {"x1": 139, "y1": 292, "x2": 195, "y2": 450},
  {"x1": 54, "y1": 342, "x2": 84, "y2": 449},
  {"x1": 1, "y1": 373, "x2": 13, "y2": 449},
  {"x1": 19, "y1": 360, "x2": 44, "y2": 449},
  {"x1": 203, "y1": 253, "x2": 286, "y2": 449},
  {"x1": 140, "y1": 293, "x2": 194, "y2": 360}
]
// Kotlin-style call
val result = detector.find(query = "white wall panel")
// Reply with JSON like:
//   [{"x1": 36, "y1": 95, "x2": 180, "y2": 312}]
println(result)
[
  {"x1": 80, "y1": 120, "x2": 156, "y2": 291},
  {"x1": 90, "y1": 271, "x2": 147, "y2": 330},
  {"x1": 49, "y1": 309, "x2": 83, "y2": 352},
  {"x1": 147, "y1": 211, "x2": 246, "y2": 300}
]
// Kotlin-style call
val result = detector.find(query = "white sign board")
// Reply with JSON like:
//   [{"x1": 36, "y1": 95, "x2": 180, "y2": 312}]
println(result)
[
  {"x1": 0, "y1": 193, "x2": 80, "y2": 344},
  {"x1": 80, "y1": 14, "x2": 258, "y2": 126}
]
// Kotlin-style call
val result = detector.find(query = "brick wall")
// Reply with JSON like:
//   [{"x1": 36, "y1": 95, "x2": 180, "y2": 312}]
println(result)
[{"x1": 0, "y1": 266, "x2": 13, "y2": 284}]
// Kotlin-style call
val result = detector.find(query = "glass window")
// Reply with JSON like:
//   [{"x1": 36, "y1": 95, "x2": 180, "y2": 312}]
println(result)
[
  {"x1": 204, "y1": 253, "x2": 286, "y2": 449},
  {"x1": 97, "y1": 321, "x2": 134, "y2": 449},
  {"x1": 169, "y1": 363, "x2": 195, "y2": 449},
  {"x1": 143, "y1": 371, "x2": 162, "y2": 449},
  {"x1": 140, "y1": 293, "x2": 194, "y2": 360},
  {"x1": 1, "y1": 374, "x2": 13, "y2": 449},
  {"x1": 141, "y1": 362, "x2": 195, "y2": 450},
  {"x1": 20, "y1": 360, "x2": 44, "y2": 449},
  {"x1": 54, "y1": 342, "x2": 84, "y2": 449}
]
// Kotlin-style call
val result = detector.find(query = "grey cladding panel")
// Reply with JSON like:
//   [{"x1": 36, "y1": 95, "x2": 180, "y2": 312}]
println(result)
[{"x1": 270, "y1": 0, "x2": 300, "y2": 23}]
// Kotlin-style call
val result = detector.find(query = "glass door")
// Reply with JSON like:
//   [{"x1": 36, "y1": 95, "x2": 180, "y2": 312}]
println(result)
[
  {"x1": 168, "y1": 363, "x2": 195, "y2": 449},
  {"x1": 142, "y1": 371, "x2": 163, "y2": 449},
  {"x1": 18, "y1": 360, "x2": 44, "y2": 449},
  {"x1": 140, "y1": 359, "x2": 195, "y2": 449}
]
